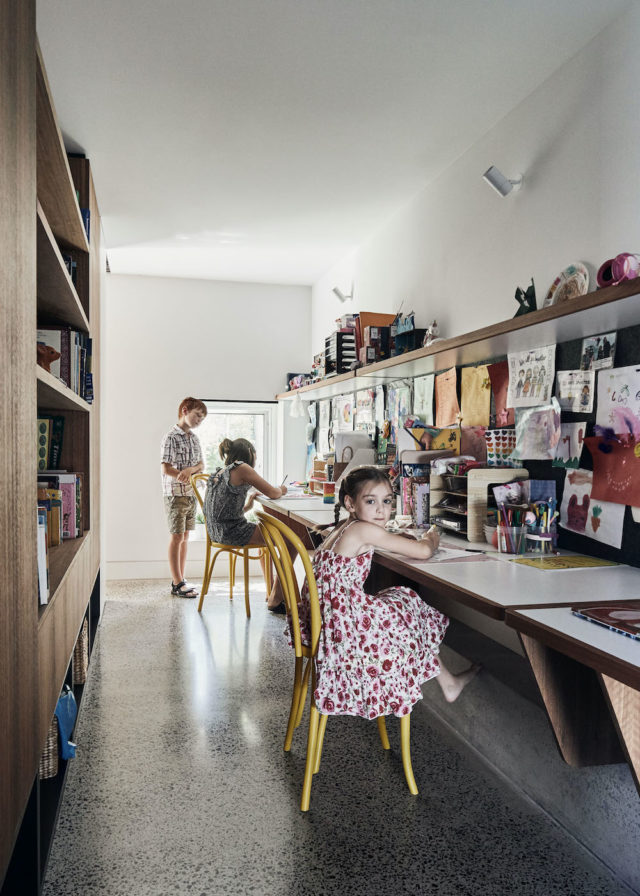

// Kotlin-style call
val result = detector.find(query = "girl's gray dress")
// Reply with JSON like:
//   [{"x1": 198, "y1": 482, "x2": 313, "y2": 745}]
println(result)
[{"x1": 204, "y1": 461, "x2": 256, "y2": 545}]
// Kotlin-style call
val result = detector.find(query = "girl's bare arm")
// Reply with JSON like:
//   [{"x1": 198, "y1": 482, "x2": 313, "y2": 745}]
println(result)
[{"x1": 233, "y1": 463, "x2": 287, "y2": 499}]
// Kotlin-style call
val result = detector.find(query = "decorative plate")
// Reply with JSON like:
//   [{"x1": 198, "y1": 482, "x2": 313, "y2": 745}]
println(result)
[{"x1": 543, "y1": 263, "x2": 589, "y2": 307}]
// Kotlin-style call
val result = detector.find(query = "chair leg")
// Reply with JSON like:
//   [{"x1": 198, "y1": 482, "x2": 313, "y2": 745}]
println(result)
[
  {"x1": 243, "y1": 548, "x2": 251, "y2": 618},
  {"x1": 285, "y1": 657, "x2": 305, "y2": 752},
  {"x1": 228, "y1": 552, "x2": 236, "y2": 601},
  {"x1": 263, "y1": 548, "x2": 272, "y2": 595},
  {"x1": 198, "y1": 545, "x2": 214, "y2": 613},
  {"x1": 400, "y1": 714, "x2": 418, "y2": 795},
  {"x1": 295, "y1": 658, "x2": 312, "y2": 729},
  {"x1": 301, "y1": 703, "x2": 321, "y2": 812},
  {"x1": 313, "y1": 714, "x2": 328, "y2": 775},
  {"x1": 377, "y1": 715, "x2": 390, "y2": 750}
]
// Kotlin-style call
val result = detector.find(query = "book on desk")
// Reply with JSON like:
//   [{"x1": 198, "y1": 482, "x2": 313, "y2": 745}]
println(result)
[{"x1": 572, "y1": 601, "x2": 640, "y2": 641}]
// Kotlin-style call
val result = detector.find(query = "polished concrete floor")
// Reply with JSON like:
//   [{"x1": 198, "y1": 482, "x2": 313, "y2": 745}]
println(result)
[{"x1": 42, "y1": 579, "x2": 635, "y2": 896}]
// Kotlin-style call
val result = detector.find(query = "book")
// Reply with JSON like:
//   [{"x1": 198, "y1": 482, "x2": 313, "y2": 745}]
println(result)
[
  {"x1": 75, "y1": 472, "x2": 84, "y2": 536},
  {"x1": 37, "y1": 489, "x2": 52, "y2": 548},
  {"x1": 572, "y1": 602, "x2": 640, "y2": 641},
  {"x1": 44, "y1": 488, "x2": 62, "y2": 546},
  {"x1": 37, "y1": 507, "x2": 49, "y2": 605},
  {"x1": 37, "y1": 418, "x2": 50, "y2": 471},
  {"x1": 48, "y1": 415, "x2": 65, "y2": 469},
  {"x1": 38, "y1": 472, "x2": 77, "y2": 539}
]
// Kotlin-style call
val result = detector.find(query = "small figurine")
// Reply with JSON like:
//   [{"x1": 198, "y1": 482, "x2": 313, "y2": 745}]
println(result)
[
  {"x1": 423, "y1": 321, "x2": 443, "y2": 347},
  {"x1": 37, "y1": 343, "x2": 61, "y2": 373},
  {"x1": 513, "y1": 279, "x2": 537, "y2": 317}
]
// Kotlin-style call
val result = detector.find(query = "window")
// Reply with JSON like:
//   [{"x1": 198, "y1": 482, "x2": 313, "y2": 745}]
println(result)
[{"x1": 197, "y1": 400, "x2": 278, "y2": 482}]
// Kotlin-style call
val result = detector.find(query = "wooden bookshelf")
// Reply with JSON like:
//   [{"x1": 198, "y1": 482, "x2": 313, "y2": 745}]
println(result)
[{"x1": 1, "y1": 8, "x2": 102, "y2": 891}]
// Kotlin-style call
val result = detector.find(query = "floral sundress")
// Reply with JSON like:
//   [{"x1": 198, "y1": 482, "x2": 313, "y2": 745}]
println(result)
[{"x1": 296, "y1": 530, "x2": 449, "y2": 719}]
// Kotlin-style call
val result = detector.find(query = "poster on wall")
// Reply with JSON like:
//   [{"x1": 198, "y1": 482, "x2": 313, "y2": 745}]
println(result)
[
  {"x1": 435, "y1": 368, "x2": 460, "y2": 428},
  {"x1": 580, "y1": 332, "x2": 616, "y2": 370},
  {"x1": 387, "y1": 381, "x2": 412, "y2": 444},
  {"x1": 596, "y1": 364, "x2": 640, "y2": 435},
  {"x1": 506, "y1": 344, "x2": 555, "y2": 407},
  {"x1": 460, "y1": 365, "x2": 491, "y2": 427}
]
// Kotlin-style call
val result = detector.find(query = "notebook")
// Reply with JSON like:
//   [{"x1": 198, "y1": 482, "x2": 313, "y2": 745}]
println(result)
[{"x1": 571, "y1": 601, "x2": 640, "y2": 641}]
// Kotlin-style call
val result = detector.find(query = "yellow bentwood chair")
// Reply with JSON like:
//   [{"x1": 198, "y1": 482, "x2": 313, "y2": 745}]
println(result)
[
  {"x1": 256, "y1": 510, "x2": 418, "y2": 812},
  {"x1": 191, "y1": 474, "x2": 272, "y2": 618}
]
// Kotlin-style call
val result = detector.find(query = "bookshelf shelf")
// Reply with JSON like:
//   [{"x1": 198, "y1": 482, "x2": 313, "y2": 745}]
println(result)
[
  {"x1": 37, "y1": 366, "x2": 91, "y2": 412},
  {"x1": 38, "y1": 533, "x2": 90, "y2": 627},
  {"x1": 276, "y1": 279, "x2": 640, "y2": 401},
  {"x1": 35, "y1": 42, "x2": 89, "y2": 253},
  {"x1": 37, "y1": 202, "x2": 89, "y2": 333}
]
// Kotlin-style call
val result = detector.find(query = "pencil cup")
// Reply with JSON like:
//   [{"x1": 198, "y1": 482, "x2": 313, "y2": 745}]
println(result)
[
  {"x1": 322, "y1": 482, "x2": 335, "y2": 504},
  {"x1": 497, "y1": 525, "x2": 527, "y2": 555},
  {"x1": 526, "y1": 523, "x2": 558, "y2": 554}
]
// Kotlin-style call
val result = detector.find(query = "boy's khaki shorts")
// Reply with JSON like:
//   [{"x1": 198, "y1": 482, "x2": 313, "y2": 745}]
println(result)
[{"x1": 164, "y1": 495, "x2": 197, "y2": 534}]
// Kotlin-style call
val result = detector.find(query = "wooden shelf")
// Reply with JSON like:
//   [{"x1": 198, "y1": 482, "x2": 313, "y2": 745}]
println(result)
[
  {"x1": 38, "y1": 533, "x2": 90, "y2": 625},
  {"x1": 36, "y1": 42, "x2": 89, "y2": 253},
  {"x1": 37, "y1": 366, "x2": 91, "y2": 412},
  {"x1": 277, "y1": 279, "x2": 640, "y2": 400},
  {"x1": 37, "y1": 202, "x2": 89, "y2": 333}
]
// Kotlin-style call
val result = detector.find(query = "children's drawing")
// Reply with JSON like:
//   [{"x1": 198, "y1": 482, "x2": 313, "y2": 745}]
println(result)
[
  {"x1": 560, "y1": 468, "x2": 624, "y2": 548},
  {"x1": 507, "y1": 345, "x2": 555, "y2": 408},
  {"x1": 461, "y1": 426, "x2": 487, "y2": 462},
  {"x1": 487, "y1": 360, "x2": 515, "y2": 427},
  {"x1": 555, "y1": 370, "x2": 595, "y2": 413},
  {"x1": 413, "y1": 374, "x2": 434, "y2": 424},
  {"x1": 485, "y1": 429, "x2": 517, "y2": 466},
  {"x1": 335, "y1": 395, "x2": 354, "y2": 432},
  {"x1": 553, "y1": 421, "x2": 586, "y2": 469},
  {"x1": 596, "y1": 364, "x2": 640, "y2": 435},
  {"x1": 387, "y1": 382, "x2": 412, "y2": 444},
  {"x1": 584, "y1": 435, "x2": 640, "y2": 506},
  {"x1": 435, "y1": 368, "x2": 460, "y2": 428},
  {"x1": 460, "y1": 365, "x2": 491, "y2": 427},
  {"x1": 510, "y1": 398, "x2": 561, "y2": 461},
  {"x1": 580, "y1": 331, "x2": 616, "y2": 370},
  {"x1": 355, "y1": 388, "x2": 376, "y2": 436}
]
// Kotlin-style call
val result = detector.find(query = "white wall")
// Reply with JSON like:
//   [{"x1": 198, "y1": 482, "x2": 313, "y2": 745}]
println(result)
[
  {"x1": 311, "y1": 5, "x2": 640, "y2": 352},
  {"x1": 104, "y1": 274, "x2": 311, "y2": 579}
]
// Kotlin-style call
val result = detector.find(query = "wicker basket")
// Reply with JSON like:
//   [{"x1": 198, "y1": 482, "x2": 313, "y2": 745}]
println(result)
[
  {"x1": 73, "y1": 617, "x2": 89, "y2": 685},
  {"x1": 38, "y1": 717, "x2": 59, "y2": 780}
]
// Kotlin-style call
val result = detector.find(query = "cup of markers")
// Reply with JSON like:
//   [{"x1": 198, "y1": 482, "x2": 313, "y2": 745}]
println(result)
[
  {"x1": 497, "y1": 525, "x2": 527, "y2": 555},
  {"x1": 525, "y1": 500, "x2": 559, "y2": 554}
]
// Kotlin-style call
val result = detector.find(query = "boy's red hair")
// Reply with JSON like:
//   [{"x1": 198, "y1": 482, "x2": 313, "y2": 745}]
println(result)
[{"x1": 178, "y1": 397, "x2": 207, "y2": 417}]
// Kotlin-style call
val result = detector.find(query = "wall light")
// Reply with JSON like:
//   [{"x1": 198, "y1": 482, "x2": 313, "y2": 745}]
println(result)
[
  {"x1": 482, "y1": 165, "x2": 523, "y2": 197},
  {"x1": 332, "y1": 285, "x2": 353, "y2": 303}
]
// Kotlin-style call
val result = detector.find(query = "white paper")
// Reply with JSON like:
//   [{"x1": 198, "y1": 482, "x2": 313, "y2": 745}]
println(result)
[
  {"x1": 413, "y1": 374, "x2": 434, "y2": 424},
  {"x1": 507, "y1": 345, "x2": 556, "y2": 408},
  {"x1": 595, "y1": 364, "x2": 640, "y2": 435},
  {"x1": 555, "y1": 370, "x2": 595, "y2": 413},
  {"x1": 559, "y1": 468, "x2": 625, "y2": 549},
  {"x1": 553, "y1": 422, "x2": 586, "y2": 468}
]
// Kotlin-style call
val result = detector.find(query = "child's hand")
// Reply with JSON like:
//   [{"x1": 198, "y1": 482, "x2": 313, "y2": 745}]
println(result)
[
  {"x1": 421, "y1": 529, "x2": 440, "y2": 554},
  {"x1": 280, "y1": 485, "x2": 288, "y2": 496},
  {"x1": 244, "y1": 492, "x2": 257, "y2": 511},
  {"x1": 176, "y1": 469, "x2": 190, "y2": 483}
]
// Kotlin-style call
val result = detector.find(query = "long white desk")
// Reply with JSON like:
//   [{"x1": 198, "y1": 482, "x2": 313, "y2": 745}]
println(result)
[{"x1": 258, "y1": 494, "x2": 640, "y2": 792}]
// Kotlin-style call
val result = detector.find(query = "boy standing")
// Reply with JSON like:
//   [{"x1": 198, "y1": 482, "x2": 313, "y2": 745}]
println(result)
[{"x1": 161, "y1": 397, "x2": 207, "y2": 597}]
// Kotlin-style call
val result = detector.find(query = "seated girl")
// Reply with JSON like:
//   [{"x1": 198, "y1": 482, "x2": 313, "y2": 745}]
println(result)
[
  {"x1": 204, "y1": 437, "x2": 288, "y2": 612},
  {"x1": 298, "y1": 466, "x2": 479, "y2": 718}
]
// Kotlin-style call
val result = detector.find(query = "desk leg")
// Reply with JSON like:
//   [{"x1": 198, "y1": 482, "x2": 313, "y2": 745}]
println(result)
[
  {"x1": 599, "y1": 674, "x2": 640, "y2": 792},
  {"x1": 520, "y1": 634, "x2": 625, "y2": 768}
]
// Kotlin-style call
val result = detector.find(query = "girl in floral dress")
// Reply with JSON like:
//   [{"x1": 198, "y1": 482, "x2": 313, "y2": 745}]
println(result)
[{"x1": 299, "y1": 467, "x2": 479, "y2": 719}]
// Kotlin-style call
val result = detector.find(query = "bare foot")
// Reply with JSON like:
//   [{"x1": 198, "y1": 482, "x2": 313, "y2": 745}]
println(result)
[{"x1": 438, "y1": 663, "x2": 481, "y2": 703}]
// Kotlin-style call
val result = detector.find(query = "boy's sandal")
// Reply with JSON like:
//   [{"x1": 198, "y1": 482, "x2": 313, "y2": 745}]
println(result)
[{"x1": 171, "y1": 580, "x2": 198, "y2": 598}]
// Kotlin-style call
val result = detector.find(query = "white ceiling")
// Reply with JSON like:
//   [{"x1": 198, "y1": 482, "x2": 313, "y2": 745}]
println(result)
[{"x1": 37, "y1": 0, "x2": 632, "y2": 286}]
